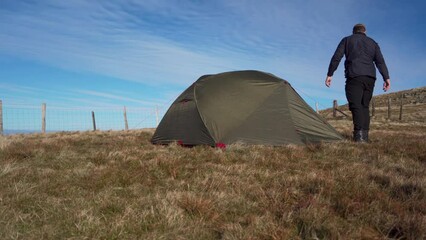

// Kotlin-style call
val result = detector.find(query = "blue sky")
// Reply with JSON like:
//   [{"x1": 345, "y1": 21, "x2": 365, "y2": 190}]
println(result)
[{"x1": 1, "y1": 0, "x2": 425, "y2": 111}]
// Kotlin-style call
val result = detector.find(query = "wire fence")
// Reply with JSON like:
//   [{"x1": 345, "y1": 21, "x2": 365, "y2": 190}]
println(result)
[
  {"x1": 0, "y1": 101, "x2": 166, "y2": 135},
  {"x1": 326, "y1": 97, "x2": 426, "y2": 123},
  {"x1": 2, "y1": 93, "x2": 422, "y2": 136}
]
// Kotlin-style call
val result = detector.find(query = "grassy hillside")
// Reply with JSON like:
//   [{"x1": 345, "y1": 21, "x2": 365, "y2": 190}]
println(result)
[
  {"x1": 320, "y1": 86, "x2": 426, "y2": 123},
  {"x1": 1, "y1": 120, "x2": 425, "y2": 239}
]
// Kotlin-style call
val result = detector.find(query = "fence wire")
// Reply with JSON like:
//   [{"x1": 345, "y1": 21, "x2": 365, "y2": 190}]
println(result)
[{"x1": 1, "y1": 103, "x2": 164, "y2": 135}]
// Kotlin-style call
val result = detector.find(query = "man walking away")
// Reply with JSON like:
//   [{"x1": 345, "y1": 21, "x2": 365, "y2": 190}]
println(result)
[{"x1": 325, "y1": 23, "x2": 391, "y2": 142}]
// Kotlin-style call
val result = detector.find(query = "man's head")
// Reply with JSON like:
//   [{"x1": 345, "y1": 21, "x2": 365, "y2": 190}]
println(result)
[{"x1": 353, "y1": 23, "x2": 366, "y2": 34}]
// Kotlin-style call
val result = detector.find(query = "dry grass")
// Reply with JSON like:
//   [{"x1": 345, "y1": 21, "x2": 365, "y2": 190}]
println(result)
[{"x1": 0, "y1": 123, "x2": 425, "y2": 239}]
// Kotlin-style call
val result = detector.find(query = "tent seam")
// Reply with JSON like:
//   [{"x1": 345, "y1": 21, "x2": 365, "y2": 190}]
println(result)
[{"x1": 193, "y1": 78, "x2": 218, "y2": 144}]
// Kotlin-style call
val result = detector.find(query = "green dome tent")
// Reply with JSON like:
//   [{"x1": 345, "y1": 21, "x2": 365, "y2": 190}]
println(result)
[{"x1": 151, "y1": 70, "x2": 342, "y2": 146}]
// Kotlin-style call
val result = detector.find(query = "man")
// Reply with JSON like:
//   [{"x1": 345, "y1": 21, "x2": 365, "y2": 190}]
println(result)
[{"x1": 326, "y1": 23, "x2": 390, "y2": 142}]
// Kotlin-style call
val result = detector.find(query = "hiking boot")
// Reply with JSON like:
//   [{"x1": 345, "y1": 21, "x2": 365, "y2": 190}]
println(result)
[
  {"x1": 353, "y1": 130, "x2": 368, "y2": 143},
  {"x1": 362, "y1": 130, "x2": 369, "y2": 142}
]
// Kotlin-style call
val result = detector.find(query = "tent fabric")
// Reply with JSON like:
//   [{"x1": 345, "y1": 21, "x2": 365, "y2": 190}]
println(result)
[
  {"x1": 151, "y1": 83, "x2": 215, "y2": 146},
  {"x1": 151, "y1": 70, "x2": 343, "y2": 146}
]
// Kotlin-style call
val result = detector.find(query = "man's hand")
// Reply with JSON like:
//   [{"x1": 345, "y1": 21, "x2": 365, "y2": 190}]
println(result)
[
  {"x1": 383, "y1": 79, "x2": 390, "y2": 92},
  {"x1": 325, "y1": 76, "x2": 332, "y2": 87}
]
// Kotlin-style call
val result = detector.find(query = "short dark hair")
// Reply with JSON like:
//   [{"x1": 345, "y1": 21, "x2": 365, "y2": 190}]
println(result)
[{"x1": 353, "y1": 23, "x2": 366, "y2": 34}]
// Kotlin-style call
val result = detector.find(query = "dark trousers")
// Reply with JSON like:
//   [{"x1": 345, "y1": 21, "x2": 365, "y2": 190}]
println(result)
[{"x1": 345, "y1": 76, "x2": 375, "y2": 131}]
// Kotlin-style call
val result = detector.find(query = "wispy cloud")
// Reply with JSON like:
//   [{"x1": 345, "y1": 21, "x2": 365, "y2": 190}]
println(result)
[
  {"x1": 75, "y1": 90, "x2": 162, "y2": 106},
  {"x1": 0, "y1": 1, "x2": 353, "y2": 85},
  {"x1": 0, "y1": 83, "x2": 41, "y2": 94},
  {"x1": 0, "y1": 1, "x2": 242, "y2": 86},
  {"x1": 0, "y1": 0, "x2": 425, "y2": 109}
]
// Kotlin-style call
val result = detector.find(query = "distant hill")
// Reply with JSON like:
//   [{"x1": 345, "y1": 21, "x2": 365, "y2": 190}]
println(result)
[
  {"x1": 372, "y1": 86, "x2": 426, "y2": 105},
  {"x1": 3, "y1": 130, "x2": 40, "y2": 135},
  {"x1": 320, "y1": 86, "x2": 426, "y2": 123}
]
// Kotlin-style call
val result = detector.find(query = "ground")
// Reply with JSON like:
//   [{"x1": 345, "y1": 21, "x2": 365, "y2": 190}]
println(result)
[{"x1": 1, "y1": 118, "x2": 425, "y2": 239}]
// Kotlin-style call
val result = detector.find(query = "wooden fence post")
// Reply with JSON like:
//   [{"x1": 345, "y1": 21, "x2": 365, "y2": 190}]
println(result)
[
  {"x1": 0, "y1": 100, "x2": 3, "y2": 135},
  {"x1": 42, "y1": 103, "x2": 46, "y2": 133},
  {"x1": 387, "y1": 98, "x2": 391, "y2": 120},
  {"x1": 399, "y1": 97, "x2": 403, "y2": 121},
  {"x1": 371, "y1": 98, "x2": 375, "y2": 117},
  {"x1": 333, "y1": 100, "x2": 338, "y2": 118},
  {"x1": 92, "y1": 111, "x2": 96, "y2": 131},
  {"x1": 123, "y1": 106, "x2": 129, "y2": 130}
]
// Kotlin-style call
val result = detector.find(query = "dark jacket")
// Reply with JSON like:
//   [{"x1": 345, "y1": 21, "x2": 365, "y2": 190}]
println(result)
[{"x1": 327, "y1": 32, "x2": 389, "y2": 81}]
